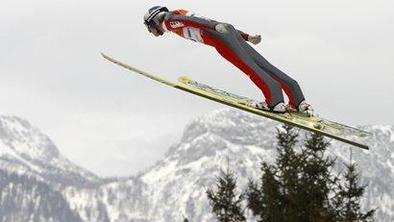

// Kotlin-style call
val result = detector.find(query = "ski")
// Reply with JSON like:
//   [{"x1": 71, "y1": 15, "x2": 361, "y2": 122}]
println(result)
[{"x1": 101, "y1": 53, "x2": 371, "y2": 150}]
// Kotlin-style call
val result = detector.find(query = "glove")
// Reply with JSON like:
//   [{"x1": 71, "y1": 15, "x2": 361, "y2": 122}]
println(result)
[{"x1": 248, "y1": 34, "x2": 262, "y2": 45}]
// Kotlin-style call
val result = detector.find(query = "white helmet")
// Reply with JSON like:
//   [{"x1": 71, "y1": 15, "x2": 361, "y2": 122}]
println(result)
[{"x1": 144, "y1": 6, "x2": 169, "y2": 36}]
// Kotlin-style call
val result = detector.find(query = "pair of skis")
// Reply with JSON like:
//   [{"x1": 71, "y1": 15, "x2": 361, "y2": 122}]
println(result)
[{"x1": 101, "y1": 53, "x2": 371, "y2": 150}]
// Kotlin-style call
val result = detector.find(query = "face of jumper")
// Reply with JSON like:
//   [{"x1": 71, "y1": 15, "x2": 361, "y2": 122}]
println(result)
[
  {"x1": 146, "y1": 23, "x2": 165, "y2": 37},
  {"x1": 144, "y1": 8, "x2": 167, "y2": 37}
]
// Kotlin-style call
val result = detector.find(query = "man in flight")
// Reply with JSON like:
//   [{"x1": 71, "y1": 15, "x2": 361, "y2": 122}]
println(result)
[{"x1": 143, "y1": 6, "x2": 312, "y2": 114}]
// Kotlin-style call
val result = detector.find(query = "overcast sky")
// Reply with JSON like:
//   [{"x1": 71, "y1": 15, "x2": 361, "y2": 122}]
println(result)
[{"x1": 1, "y1": 0, "x2": 393, "y2": 177}]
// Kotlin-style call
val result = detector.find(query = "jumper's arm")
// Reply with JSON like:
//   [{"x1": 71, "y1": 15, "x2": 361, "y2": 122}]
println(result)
[{"x1": 164, "y1": 13, "x2": 218, "y2": 30}]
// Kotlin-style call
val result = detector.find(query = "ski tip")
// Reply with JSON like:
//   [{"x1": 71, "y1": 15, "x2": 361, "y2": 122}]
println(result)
[
  {"x1": 100, "y1": 52, "x2": 108, "y2": 58},
  {"x1": 100, "y1": 52, "x2": 116, "y2": 64}
]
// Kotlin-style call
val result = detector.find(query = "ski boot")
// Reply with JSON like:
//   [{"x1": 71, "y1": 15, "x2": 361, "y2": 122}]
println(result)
[
  {"x1": 249, "y1": 101, "x2": 287, "y2": 113},
  {"x1": 287, "y1": 100, "x2": 314, "y2": 116}
]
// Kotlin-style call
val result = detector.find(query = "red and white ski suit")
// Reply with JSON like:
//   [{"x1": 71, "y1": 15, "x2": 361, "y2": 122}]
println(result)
[{"x1": 162, "y1": 9, "x2": 305, "y2": 108}]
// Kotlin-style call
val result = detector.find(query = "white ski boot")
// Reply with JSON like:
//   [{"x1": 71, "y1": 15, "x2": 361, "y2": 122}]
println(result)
[
  {"x1": 286, "y1": 101, "x2": 314, "y2": 116},
  {"x1": 298, "y1": 101, "x2": 314, "y2": 115},
  {"x1": 272, "y1": 102, "x2": 287, "y2": 113},
  {"x1": 250, "y1": 101, "x2": 286, "y2": 113}
]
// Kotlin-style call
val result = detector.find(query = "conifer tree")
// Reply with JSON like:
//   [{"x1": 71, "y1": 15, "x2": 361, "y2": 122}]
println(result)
[
  {"x1": 275, "y1": 124, "x2": 301, "y2": 221},
  {"x1": 246, "y1": 163, "x2": 283, "y2": 222},
  {"x1": 209, "y1": 124, "x2": 375, "y2": 222},
  {"x1": 334, "y1": 162, "x2": 375, "y2": 222},
  {"x1": 297, "y1": 132, "x2": 337, "y2": 222},
  {"x1": 246, "y1": 124, "x2": 300, "y2": 222},
  {"x1": 207, "y1": 169, "x2": 246, "y2": 222},
  {"x1": 246, "y1": 126, "x2": 339, "y2": 222}
]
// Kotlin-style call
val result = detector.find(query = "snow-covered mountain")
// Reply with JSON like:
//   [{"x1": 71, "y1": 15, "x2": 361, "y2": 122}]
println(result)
[
  {"x1": 0, "y1": 115, "x2": 102, "y2": 222},
  {"x1": 0, "y1": 110, "x2": 393, "y2": 222},
  {"x1": 0, "y1": 115, "x2": 101, "y2": 187}
]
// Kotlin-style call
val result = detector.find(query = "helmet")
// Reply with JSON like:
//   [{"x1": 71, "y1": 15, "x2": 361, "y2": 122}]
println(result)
[{"x1": 144, "y1": 6, "x2": 169, "y2": 36}]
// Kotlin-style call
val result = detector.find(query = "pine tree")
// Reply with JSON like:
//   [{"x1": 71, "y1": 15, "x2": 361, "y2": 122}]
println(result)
[
  {"x1": 206, "y1": 169, "x2": 246, "y2": 222},
  {"x1": 334, "y1": 162, "x2": 375, "y2": 222},
  {"x1": 246, "y1": 124, "x2": 300, "y2": 222},
  {"x1": 296, "y1": 132, "x2": 337, "y2": 222},
  {"x1": 215, "y1": 123, "x2": 375, "y2": 222},
  {"x1": 246, "y1": 163, "x2": 283, "y2": 222},
  {"x1": 275, "y1": 124, "x2": 301, "y2": 221},
  {"x1": 246, "y1": 126, "x2": 340, "y2": 222}
]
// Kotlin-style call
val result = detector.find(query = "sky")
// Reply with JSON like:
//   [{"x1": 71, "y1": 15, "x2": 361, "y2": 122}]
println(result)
[{"x1": 1, "y1": 0, "x2": 393, "y2": 177}]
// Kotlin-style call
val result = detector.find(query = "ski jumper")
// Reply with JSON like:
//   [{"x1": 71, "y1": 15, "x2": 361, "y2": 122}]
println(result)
[{"x1": 162, "y1": 9, "x2": 305, "y2": 108}]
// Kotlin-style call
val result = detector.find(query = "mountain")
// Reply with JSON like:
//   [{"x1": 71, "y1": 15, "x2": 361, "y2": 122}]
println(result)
[
  {"x1": 0, "y1": 115, "x2": 109, "y2": 222},
  {"x1": 0, "y1": 110, "x2": 393, "y2": 221},
  {"x1": 0, "y1": 115, "x2": 101, "y2": 187}
]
